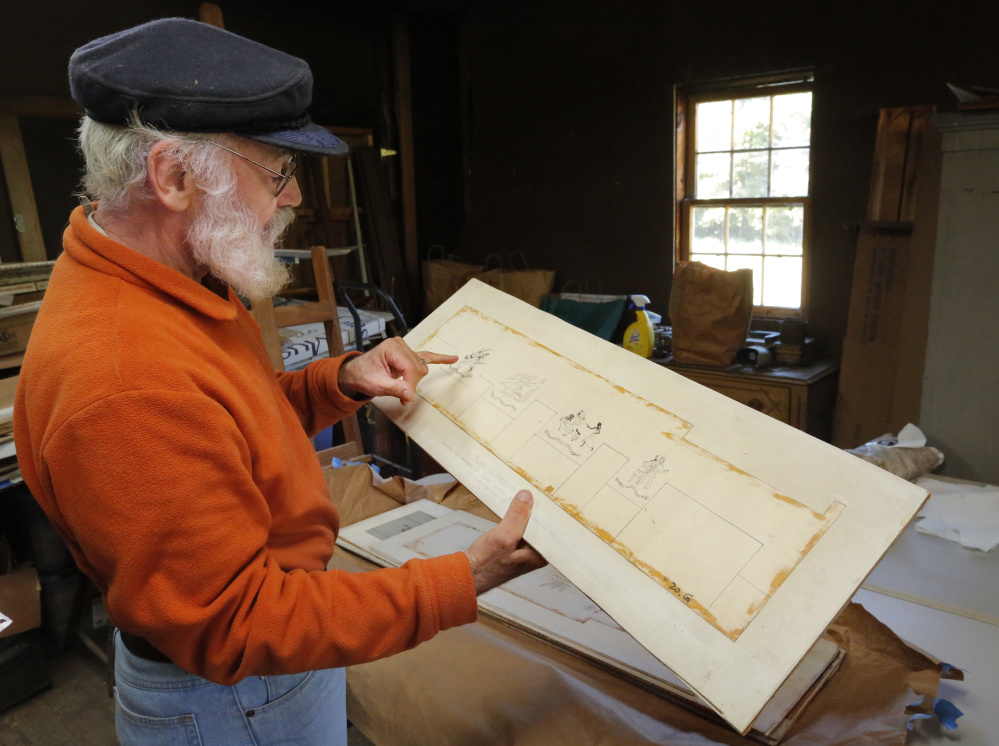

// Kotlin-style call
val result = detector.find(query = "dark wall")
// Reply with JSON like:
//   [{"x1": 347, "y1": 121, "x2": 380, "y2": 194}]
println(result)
[
  {"x1": 1, "y1": 1, "x2": 201, "y2": 97},
  {"x1": 458, "y1": 0, "x2": 999, "y2": 356},
  {"x1": 459, "y1": 1, "x2": 674, "y2": 297}
]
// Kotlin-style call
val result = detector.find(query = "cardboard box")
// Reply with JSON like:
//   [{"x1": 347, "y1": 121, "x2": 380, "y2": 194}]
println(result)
[
  {"x1": 0, "y1": 565, "x2": 42, "y2": 639},
  {"x1": 833, "y1": 124, "x2": 942, "y2": 449},
  {"x1": 833, "y1": 224, "x2": 915, "y2": 447}
]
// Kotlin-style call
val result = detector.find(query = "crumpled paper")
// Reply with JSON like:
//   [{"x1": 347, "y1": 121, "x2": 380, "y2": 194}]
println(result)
[{"x1": 846, "y1": 424, "x2": 944, "y2": 481}]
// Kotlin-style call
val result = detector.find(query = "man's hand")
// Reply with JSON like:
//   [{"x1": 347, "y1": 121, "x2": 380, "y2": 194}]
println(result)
[
  {"x1": 337, "y1": 338, "x2": 458, "y2": 404},
  {"x1": 466, "y1": 491, "x2": 548, "y2": 595}
]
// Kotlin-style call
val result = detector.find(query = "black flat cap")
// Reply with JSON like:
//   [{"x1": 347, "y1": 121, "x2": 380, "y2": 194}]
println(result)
[{"x1": 69, "y1": 18, "x2": 347, "y2": 156}]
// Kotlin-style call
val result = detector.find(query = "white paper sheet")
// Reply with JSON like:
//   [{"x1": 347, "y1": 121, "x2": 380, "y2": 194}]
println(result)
[{"x1": 915, "y1": 477, "x2": 999, "y2": 551}]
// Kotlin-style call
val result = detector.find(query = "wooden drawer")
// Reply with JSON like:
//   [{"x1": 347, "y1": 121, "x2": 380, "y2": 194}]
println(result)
[
  {"x1": 657, "y1": 357, "x2": 839, "y2": 438},
  {"x1": 673, "y1": 371, "x2": 792, "y2": 424}
]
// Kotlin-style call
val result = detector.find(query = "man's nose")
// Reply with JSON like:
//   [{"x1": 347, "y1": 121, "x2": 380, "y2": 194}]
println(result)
[{"x1": 278, "y1": 174, "x2": 303, "y2": 208}]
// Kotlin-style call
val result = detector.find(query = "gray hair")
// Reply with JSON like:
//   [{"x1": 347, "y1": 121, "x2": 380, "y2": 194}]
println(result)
[{"x1": 77, "y1": 113, "x2": 237, "y2": 216}]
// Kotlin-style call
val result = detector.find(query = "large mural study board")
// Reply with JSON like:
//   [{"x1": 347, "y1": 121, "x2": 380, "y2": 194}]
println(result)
[{"x1": 374, "y1": 280, "x2": 928, "y2": 733}]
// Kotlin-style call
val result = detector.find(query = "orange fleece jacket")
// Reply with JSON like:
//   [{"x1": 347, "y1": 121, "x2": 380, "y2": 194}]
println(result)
[{"x1": 14, "y1": 206, "x2": 477, "y2": 684}]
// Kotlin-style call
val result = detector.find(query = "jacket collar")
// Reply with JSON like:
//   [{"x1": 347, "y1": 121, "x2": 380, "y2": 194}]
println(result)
[{"x1": 63, "y1": 205, "x2": 240, "y2": 322}]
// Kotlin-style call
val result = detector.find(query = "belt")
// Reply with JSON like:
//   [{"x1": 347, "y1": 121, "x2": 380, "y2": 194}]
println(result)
[{"x1": 119, "y1": 631, "x2": 172, "y2": 664}]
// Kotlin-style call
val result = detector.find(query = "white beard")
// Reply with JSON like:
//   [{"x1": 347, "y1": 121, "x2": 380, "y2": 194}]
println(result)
[{"x1": 187, "y1": 188, "x2": 295, "y2": 302}]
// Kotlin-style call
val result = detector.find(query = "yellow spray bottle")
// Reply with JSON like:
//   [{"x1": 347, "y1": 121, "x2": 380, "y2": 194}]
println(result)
[{"x1": 623, "y1": 294, "x2": 655, "y2": 358}]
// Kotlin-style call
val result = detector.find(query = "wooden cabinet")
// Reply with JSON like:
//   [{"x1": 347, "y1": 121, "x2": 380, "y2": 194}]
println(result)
[{"x1": 654, "y1": 357, "x2": 839, "y2": 440}]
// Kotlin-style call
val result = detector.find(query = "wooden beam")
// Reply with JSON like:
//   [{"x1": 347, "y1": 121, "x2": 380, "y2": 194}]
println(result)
[
  {"x1": 867, "y1": 106, "x2": 935, "y2": 223},
  {"x1": 392, "y1": 18, "x2": 419, "y2": 299},
  {"x1": 199, "y1": 3, "x2": 225, "y2": 28},
  {"x1": 272, "y1": 301, "x2": 339, "y2": 328},
  {"x1": 0, "y1": 107, "x2": 47, "y2": 262},
  {"x1": 309, "y1": 246, "x2": 363, "y2": 450},
  {"x1": 354, "y1": 145, "x2": 413, "y2": 318}
]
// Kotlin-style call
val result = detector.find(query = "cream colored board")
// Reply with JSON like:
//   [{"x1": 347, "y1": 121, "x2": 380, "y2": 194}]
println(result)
[{"x1": 374, "y1": 280, "x2": 928, "y2": 733}]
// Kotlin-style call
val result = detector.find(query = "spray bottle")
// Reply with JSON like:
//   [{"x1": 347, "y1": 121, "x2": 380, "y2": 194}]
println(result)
[{"x1": 623, "y1": 295, "x2": 655, "y2": 358}]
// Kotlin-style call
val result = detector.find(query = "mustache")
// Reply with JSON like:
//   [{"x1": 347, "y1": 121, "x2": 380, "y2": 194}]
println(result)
[{"x1": 263, "y1": 206, "x2": 297, "y2": 244}]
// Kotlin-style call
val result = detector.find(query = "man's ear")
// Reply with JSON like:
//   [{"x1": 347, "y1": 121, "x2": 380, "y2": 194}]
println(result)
[{"x1": 147, "y1": 140, "x2": 195, "y2": 212}]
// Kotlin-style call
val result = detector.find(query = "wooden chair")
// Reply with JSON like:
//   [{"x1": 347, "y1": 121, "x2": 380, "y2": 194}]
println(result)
[{"x1": 249, "y1": 245, "x2": 366, "y2": 463}]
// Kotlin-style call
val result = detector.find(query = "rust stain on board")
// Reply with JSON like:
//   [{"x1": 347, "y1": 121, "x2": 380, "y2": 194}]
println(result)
[{"x1": 766, "y1": 501, "x2": 846, "y2": 596}]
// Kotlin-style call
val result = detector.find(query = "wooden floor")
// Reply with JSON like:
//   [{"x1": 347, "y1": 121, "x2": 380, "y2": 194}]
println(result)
[{"x1": 0, "y1": 641, "x2": 375, "y2": 745}]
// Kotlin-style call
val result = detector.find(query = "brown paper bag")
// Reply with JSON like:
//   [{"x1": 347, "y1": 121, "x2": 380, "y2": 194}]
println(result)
[
  {"x1": 422, "y1": 245, "x2": 483, "y2": 315},
  {"x1": 669, "y1": 261, "x2": 753, "y2": 366},
  {"x1": 324, "y1": 463, "x2": 500, "y2": 526},
  {"x1": 475, "y1": 252, "x2": 556, "y2": 308}
]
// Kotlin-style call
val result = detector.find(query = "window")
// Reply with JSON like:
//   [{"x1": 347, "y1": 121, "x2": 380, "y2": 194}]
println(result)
[{"x1": 677, "y1": 75, "x2": 813, "y2": 317}]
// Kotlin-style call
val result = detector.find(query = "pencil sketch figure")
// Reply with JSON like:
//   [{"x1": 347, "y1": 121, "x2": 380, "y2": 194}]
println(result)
[
  {"x1": 499, "y1": 373, "x2": 545, "y2": 403},
  {"x1": 453, "y1": 348, "x2": 491, "y2": 378},
  {"x1": 557, "y1": 411, "x2": 576, "y2": 436},
  {"x1": 632, "y1": 455, "x2": 665, "y2": 488},
  {"x1": 544, "y1": 410, "x2": 586, "y2": 457},
  {"x1": 569, "y1": 410, "x2": 588, "y2": 441},
  {"x1": 579, "y1": 422, "x2": 602, "y2": 450}
]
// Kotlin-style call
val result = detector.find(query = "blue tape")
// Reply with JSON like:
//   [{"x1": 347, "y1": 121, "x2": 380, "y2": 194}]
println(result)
[
  {"x1": 905, "y1": 694, "x2": 964, "y2": 731},
  {"x1": 933, "y1": 698, "x2": 963, "y2": 730}
]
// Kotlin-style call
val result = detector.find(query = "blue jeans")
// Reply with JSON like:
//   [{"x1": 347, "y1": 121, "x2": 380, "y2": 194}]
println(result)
[{"x1": 113, "y1": 630, "x2": 347, "y2": 745}]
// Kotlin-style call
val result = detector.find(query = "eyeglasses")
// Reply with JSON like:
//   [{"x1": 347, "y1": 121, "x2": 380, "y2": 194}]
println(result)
[{"x1": 205, "y1": 140, "x2": 298, "y2": 197}]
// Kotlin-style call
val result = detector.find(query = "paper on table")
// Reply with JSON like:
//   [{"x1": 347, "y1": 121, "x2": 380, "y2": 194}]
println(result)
[{"x1": 916, "y1": 477, "x2": 999, "y2": 551}]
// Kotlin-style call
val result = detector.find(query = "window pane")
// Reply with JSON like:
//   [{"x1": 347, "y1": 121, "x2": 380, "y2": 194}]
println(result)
[
  {"x1": 772, "y1": 92, "x2": 811, "y2": 148},
  {"x1": 695, "y1": 153, "x2": 731, "y2": 198},
  {"x1": 691, "y1": 253, "x2": 726, "y2": 270},
  {"x1": 764, "y1": 205, "x2": 804, "y2": 255},
  {"x1": 771, "y1": 148, "x2": 810, "y2": 197},
  {"x1": 728, "y1": 207, "x2": 763, "y2": 255},
  {"x1": 695, "y1": 100, "x2": 731, "y2": 152},
  {"x1": 692, "y1": 207, "x2": 726, "y2": 253},
  {"x1": 762, "y1": 256, "x2": 802, "y2": 308},
  {"x1": 726, "y1": 255, "x2": 762, "y2": 305},
  {"x1": 733, "y1": 96, "x2": 770, "y2": 150},
  {"x1": 733, "y1": 151, "x2": 769, "y2": 198}
]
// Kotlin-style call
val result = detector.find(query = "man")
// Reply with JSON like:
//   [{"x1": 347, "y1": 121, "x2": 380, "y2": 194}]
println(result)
[{"x1": 14, "y1": 18, "x2": 545, "y2": 745}]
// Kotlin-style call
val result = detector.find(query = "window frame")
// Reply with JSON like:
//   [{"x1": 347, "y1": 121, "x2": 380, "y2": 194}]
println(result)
[{"x1": 675, "y1": 73, "x2": 814, "y2": 319}]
